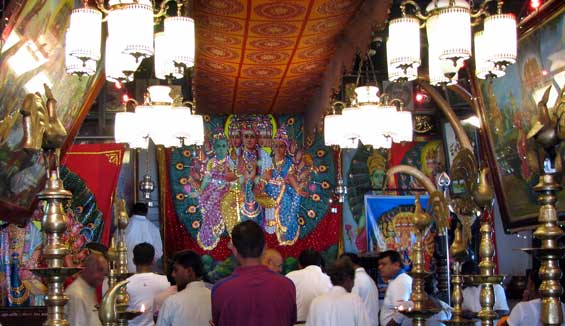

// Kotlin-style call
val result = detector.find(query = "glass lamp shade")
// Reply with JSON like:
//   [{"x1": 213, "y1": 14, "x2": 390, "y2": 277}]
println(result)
[
  {"x1": 154, "y1": 32, "x2": 183, "y2": 80},
  {"x1": 107, "y1": 3, "x2": 154, "y2": 60},
  {"x1": 190, "y1": 114, "x2": 205, "y2": 146},
  {"x1": 355, "y1": 86, "x2": 380, "y2": 105},
  {"x1": 484, "y1": 14, "x2": 517, "y2": 67},
  {"x1": 341, "y1": 107, "x2": 363, "y2": 148},
  {"x1": 474, "y1": 31, "x2": 505, "y2": 79},
  {"x1": 387, "y1": 39, "x2": 418, "y2": 82},
  {"x1": 105, "y1": 36, "x2": 140, "y2": 82},
  {"x1": 65, "y1": 31, "x2": 97, "y2": 76},
  {"x1": 427, "y1": 5, "x2": 471, "y2": 68},
  {"x1": 324, "y1": 114, "x2": 344, "y2": 146},
  {"x1": 147, "y1": 85, "x2": 173, "y2": 104},
  {"x1": 164, "y1": 17, "x2": 195, "y2": 68},
  {"x1": 114, "y1": 111, "x2": 136, "y2": 144},
  {"x1": 67, "y1": 8, "x2": 102, "y2": 62},
  {"x1": 363, "y1": 134, "x2": 392, "y2": 149},
  {"x1": 388, "y1": 16, "x2": 421, "y2": 70},
  {"x1": 428, "y1": 42, "x2": 458, "y2": 86},
  {"x1": 389, "y1": 110, "x2": 413, "y2": 142}
]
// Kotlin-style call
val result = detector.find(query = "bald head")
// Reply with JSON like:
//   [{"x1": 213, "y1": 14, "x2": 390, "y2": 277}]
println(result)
[
  {"x1": 81, "y1": 253, "x2": 108, "y2": 288},
  {"x1": 261, "y1": 248, "x2": 283, "y2": 273}
]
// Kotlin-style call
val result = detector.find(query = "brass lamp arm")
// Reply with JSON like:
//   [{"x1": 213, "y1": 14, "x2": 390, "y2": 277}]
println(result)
[
  {"x1": 400, "y1": 0, "x2": 430, "y2": 22},
  {"x1": 154, "y1": 0, "x2": 188, "y2": 18}
]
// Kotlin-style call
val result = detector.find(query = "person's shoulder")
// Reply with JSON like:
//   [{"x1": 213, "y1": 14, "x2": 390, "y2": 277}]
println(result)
[{"x1": 211, "y1": 273, "x2": 240, "y2": 295}]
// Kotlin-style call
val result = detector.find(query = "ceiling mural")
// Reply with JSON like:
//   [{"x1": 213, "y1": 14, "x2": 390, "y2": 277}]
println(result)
[{"x1": 192, "y1": 0, "x2": 364, "y2": 115}]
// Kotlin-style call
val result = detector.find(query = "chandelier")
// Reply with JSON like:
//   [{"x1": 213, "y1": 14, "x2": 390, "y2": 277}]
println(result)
[
  {"x1": 324, "y1": 85, "x2": 413, "y2": 149},
  {"x1": 65, "y1": 0, "x2": 195, "y2": 81},
  {"x1": 114, "y1": 85, "x2": 204, "y2": 148},
  {"x1": 387, "y1": 0, "x2": 517, "y2": 85}
]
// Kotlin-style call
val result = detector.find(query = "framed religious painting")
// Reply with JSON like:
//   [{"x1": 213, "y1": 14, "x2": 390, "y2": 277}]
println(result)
[
  {"x1": 475, "y1": 0, "x2": 565, "y2": 232},
  {"x1": 0, "y1": 0, "x2": 103, "y2": 221}
]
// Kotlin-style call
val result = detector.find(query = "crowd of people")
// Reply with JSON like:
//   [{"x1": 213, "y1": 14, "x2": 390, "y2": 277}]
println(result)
[{"x1": 63, "y1": 217, "x2": 556, "y2": 326}]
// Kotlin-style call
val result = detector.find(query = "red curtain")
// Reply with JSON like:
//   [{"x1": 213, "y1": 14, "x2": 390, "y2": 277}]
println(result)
[
  {"x1": 163, "y1": 150, "x2": 340, "y2": 261},
  {"x1": 62, "y1": 143, "x2": 126, "y2": 245}
]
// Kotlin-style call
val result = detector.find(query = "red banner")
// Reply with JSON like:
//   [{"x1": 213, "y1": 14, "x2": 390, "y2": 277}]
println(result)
[
  {"x1": 163, "y1": 150, "x2": 340, "y2": 261},
  {"x1": 62, "y1": 143, "x2": 126, "y2": 245}
]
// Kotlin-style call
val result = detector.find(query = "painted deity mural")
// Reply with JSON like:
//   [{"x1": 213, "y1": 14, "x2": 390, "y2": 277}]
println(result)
[{"x1": 170, "y1": 114, "x2": 336, "y2": 249}]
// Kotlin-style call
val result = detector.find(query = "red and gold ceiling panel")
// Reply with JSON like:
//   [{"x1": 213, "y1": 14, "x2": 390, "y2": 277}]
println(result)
[{"x1": 192, "y1": 0, "x2": 364, "y2": 114}]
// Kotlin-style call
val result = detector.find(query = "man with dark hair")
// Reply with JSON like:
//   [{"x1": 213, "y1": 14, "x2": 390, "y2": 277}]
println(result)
[
  {"x1": 212, "y1": 220, "x2": 297, "y2": 326},
  {"x1": 127, "y1": 243, "x2": 170, "y2": 326},
  {"x1": 341, "y1": 253, "x2": 379, "y2": 326},
  {"x1": 378, "y1": 250, "x2": 412, "y2": 326},
  {"x1": 157, "y1": 250, "x2": 211, "y2": 326},
  {"x1": 286, "y1": 248, "x2": 332, "y2": 323},
  {"x1": 153, "y1": 259, "x2": 178, "y2": 320},
  {"x1": 307, "y1": 257, "x2": 369, "y2": 325},
  {"x1": 125, "y1": 202, "x2": 163, "y2": 273}
]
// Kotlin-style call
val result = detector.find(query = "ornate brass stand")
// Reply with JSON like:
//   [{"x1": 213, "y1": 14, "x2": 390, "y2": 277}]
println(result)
[
  {"x1": 401, "y1": 195, "x2": 440, "y2": 326},
  {"x1": 444, "y1": 226, "x2": 474, "y2": 326}
]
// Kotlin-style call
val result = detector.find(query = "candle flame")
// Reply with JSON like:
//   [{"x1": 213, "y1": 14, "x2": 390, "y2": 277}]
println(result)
[{"x1": 140, "y1": 303, "x2": 145, "y2": 313}]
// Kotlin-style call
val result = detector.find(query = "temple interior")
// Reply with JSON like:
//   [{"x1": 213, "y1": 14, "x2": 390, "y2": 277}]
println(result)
[{"x1": 0, "y1": 0, "x2": 564, "y2": 325}]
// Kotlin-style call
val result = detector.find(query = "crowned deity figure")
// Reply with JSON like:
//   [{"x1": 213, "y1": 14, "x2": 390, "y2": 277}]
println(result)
[
  {"x1": 236, "y1": 121, "x2": 272, "y2": 224},
  {"x1": 198, "y1": 131, "x2": 238, "y2": 248},
  {"x1": 257, "y1": 126, "x2": 307, "y2": 244}
]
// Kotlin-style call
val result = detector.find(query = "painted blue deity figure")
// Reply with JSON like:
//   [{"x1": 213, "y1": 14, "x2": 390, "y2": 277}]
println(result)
[
  {"x1": 236, "y1": 122, "x2": 272, "y2": 226},
  {"x1": 258, "y1": 127, "x2": 306, "y2": 244},
  {"x1": 7, "y1": 253, "x2": 30, "y2": 306},
  {"x1": 197, "y1": 134, "x2": 238, "y2": 249}
]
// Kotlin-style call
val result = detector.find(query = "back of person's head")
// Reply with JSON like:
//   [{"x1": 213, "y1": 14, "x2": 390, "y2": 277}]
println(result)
[
  {"x1": 174, "y1": 250, "x2": 204, "y2": 278},
  {"x1": 85, "y1": 242, "x2": 109, "y2": 258},
  {"x1": 165, "y1": 259, "x2": 176, "y2": 285},
  {"x1": 378, "y1": 250, "x2": 402, "y2": 265},
  {"x1": 298, "y1": 249, "x2": 323, "y2": 268},
  {"x1": 462, "y1": 260, "x2": 479, "y2": 275},
  {"x1": 82, "y1": 253, "x2": 108, "y2": 287},
  {"x1": 340, "y1": 252, "x2": 361, "y2": 266},
  {"x1": 327, "y1": 257, "x2": 355, "y2": 288},
  {"x1": 231, "y1": 221, "x2": 265, "y2": 258},
  {"x1": 132, "y1": 202, "x2": 148, "y2": 216},
  {"x1": 133, "y1": 242, "x2": 155, "y2": 266}
]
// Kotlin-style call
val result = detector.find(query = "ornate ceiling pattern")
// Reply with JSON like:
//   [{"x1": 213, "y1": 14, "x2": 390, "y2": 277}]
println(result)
[{"x1": 192, "y1": 0, "x2": 364, "y2": 114}]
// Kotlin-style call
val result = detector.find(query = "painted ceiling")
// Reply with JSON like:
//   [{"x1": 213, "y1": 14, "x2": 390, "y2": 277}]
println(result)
[{"x1": 192, "y1": 0, "x2": 380, "y2": 115}]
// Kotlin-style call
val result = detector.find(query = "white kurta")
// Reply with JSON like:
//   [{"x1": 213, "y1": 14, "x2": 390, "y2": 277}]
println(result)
[
  {"x1": 156, "y1": 281, "x2": 212, "y2": 326},
  {"x1": 64, "y1": 276, "x2": 101, "y2": 326},
  {"x1": 462, "y1": 284, "x2": 509, "y2": 326},
  {"x1": 127, "y1": 272, "x2": 171, "y2": 326},
  {"x1": 380, "y1": 272, "x2": 413, "y2": 326},
  {"x1": 352, "y1": 267, "x2": 380, "y2": 326},
  {"x1": 286, "y1": 265, "x2": 333, "y2": 322},
  {"x1": 153, "y1": 285, "x2": 178, "y2": 318},
  {"x1": 507, "y1": 298, "x2": 565, "y2": 326},
  {"x1": 307, "y1": 285, "x2": 370, "y2": 326},
  {"x1": 125, "y1": 214, "x2": 163, "y2": 273}
]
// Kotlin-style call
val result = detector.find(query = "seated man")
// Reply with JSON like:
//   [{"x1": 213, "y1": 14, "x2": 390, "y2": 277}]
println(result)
[
  {"x1": 378, "y1": 250, "x2": 412, "y2": 326},
  {"x1": 307, "y1": 257, "x2": 369, "y2": 326},
  {"x1": 286, "y1": 249, "x2": 332, "y2": 323},
  {"x1": 212, "y1": 221, "x2": 297, "y2": 326},
  {"x1": 157, "y1": 250, "x2": 211, "y2": 326},
  {"x1": 65, "y1": 252, "x2": 108, "y2": 326},
  {"x1": 506, "y1": 269, "x2": 565, "y2": 326},
  {"x1": 127, "y1": 243, "x2": 170, "y2": 326}
]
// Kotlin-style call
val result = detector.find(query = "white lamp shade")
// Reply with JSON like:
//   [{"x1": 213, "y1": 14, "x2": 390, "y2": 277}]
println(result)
[
  {"x1": 429, "y1": 41, "x2": 458, "y2": 86},
  {"x1": 65, "y1": 30, "x2": 97, "y2": 76},
  {"x1": 107, "y1": 3, "x2": 154, "y2": 60},
  {"x1": 484, "y1": 14, "x2": 517, "y2": 66},
  {"x1": 389, "y1": 110, "x2": 413, "y2": 142},
  {"x1": 427, "y1": 6, "x2": 471, "y2": 67},
  {"x1": 190, "y1": 114, "x2": 205, "y2": 146},
  {"x1": 387, "y1": 39, "x2": 417, "y2": 82},
  {"x1": 68, "y1": 8, "x2": 102, "y2": 61},
  {"x1": 147, "y1": 85, "x2": 173, "y2": 104},
  {"x1": 474, "y1": 31, "x2": 505, "y2": 79},
  {"x1": 164, "y1": 17, "x2": 195, "y2": 68},
  {"x1": 388, "y1": 16, "x2": 421, "y2": 70},
  {"x1": 341, "y1": 107, "x2": 364, "y2": 146},
  {"x1": 114, "y1": 111, "x2": 136, "y2": 143},
  {"x1": 105, "y1": 36, "x2": 139, "y2": 82},
  {"x1": 154, "y1": 32, "x2": 183, "y2": 80},
  {"x1": 324, "y1": 114, "x2": 344, "y2": 146},
  {"x1": 355, "y1": 86, "x2": 380, "y2": 105}
]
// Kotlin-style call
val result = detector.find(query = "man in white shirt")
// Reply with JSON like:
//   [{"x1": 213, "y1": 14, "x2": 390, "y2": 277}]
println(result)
[
  {"x1": 157, "y1": 250, "x2": 212, "y2": 326},
  {"x1": 127, "y1": 243, "x2": 170, "y2": 326},
  {"x1": 378, "y1": 250, "x2": 413, "y2": 326},
  {"x1": 65, "y1": 252, "x2": 108, "y2": 326},
  {"x1": 341, "y1": 253, "x2": 380, "y2": 326},
  {"x1": 261, "y1": 248, "x2": 284, "y2": 273},
  {"x1": 126, "y1": 203, "x2": 163, "y2": 273},
  {"x1": 307, "y1": 257, "x2": 370, "y2": 326},
  {"x1": 286, "y1": 249, "x2": 333, "y2": 323}
]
